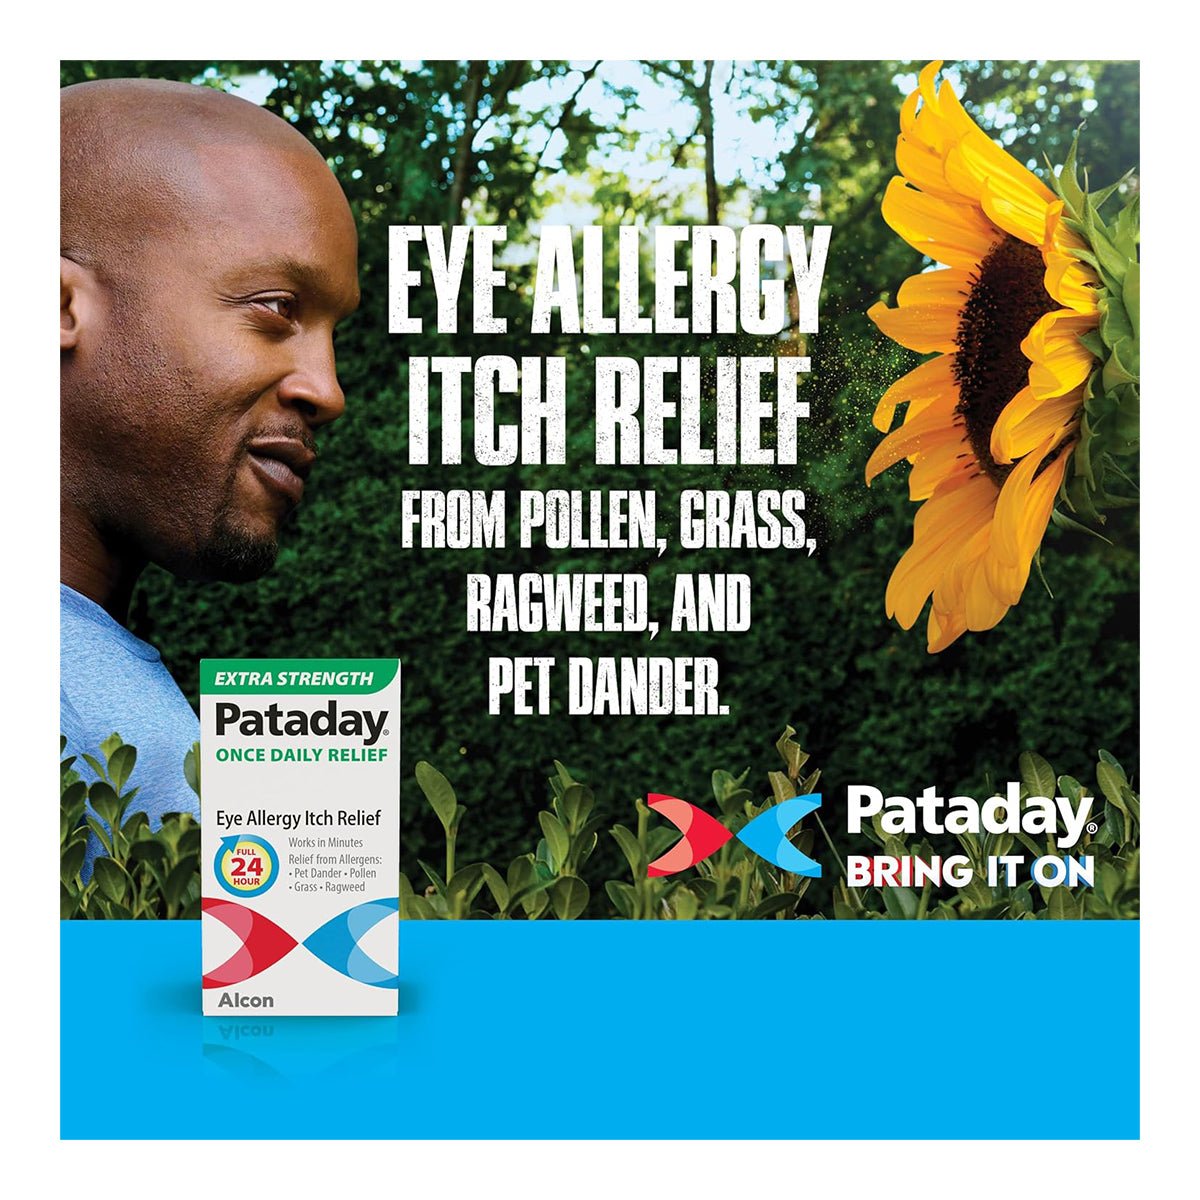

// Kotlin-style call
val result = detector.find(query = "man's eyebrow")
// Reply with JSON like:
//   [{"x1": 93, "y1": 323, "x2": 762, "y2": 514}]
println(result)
[{"x1": 220, "y1": 257, "x2": 360, "y2": 317}]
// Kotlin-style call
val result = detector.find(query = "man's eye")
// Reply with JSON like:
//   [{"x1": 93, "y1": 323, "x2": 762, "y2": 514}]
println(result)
[{"x1": 254, "y1": 296, "x2": 296, "y2": 320}]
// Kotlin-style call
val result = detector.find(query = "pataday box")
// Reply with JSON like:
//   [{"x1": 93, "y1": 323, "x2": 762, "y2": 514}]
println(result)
[{"x1": 200, "y1": 658, "x2": 400, "y2": 1016}]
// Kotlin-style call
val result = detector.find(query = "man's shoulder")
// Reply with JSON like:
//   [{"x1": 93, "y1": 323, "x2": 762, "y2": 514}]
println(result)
[{"x1": 60, "y1": 584, "x2": 199, "y2": 806}]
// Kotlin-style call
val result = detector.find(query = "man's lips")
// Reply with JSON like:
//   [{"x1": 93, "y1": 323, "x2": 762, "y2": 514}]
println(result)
[{"x1": 246, "y1": 437, "x2": 316, "y2": 505}]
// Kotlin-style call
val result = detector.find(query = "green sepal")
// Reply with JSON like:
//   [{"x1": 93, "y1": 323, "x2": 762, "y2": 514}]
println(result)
[{"x1": 1048, "y1": 129, "x2": 1138, "y2": 532}]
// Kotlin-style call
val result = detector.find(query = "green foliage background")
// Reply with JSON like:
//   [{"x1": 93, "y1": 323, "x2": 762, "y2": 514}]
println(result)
[{"x1": 61, "y1": 60, "x2": 1139, "y2": 893}]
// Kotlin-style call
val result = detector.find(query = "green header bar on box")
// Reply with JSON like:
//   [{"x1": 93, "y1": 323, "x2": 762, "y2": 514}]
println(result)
[{"x1": 200, "y1": 658, "x2": 399, "y2": 695}]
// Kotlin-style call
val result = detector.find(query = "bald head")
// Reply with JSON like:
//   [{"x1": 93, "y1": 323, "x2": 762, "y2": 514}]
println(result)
[
  {"x1": 62, "y1": 79, "x2": 339, "y2": 277},
  {"x1": 61, "y1": 77, "x2": 359, "y2": 604}
]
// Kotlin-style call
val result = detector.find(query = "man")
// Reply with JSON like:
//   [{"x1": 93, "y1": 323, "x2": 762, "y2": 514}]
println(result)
[{"x1": 60, "y1": 79, "x2": 360, "y2": 857}]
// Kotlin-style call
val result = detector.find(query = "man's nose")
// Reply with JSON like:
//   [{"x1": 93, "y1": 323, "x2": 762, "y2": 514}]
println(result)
[{"x1": 277, "y1": 333, "x2": 346, "y2": 427}]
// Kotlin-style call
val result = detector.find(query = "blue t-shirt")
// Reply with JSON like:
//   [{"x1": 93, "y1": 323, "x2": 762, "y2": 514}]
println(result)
[{"x1": 60, "y1": 584, "x2": 201, "y2": 878}]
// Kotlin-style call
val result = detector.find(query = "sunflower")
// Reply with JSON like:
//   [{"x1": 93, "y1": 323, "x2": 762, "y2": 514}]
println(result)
[{"x1": 865, "y1": 61, "x2": 1107, "y2": 653}]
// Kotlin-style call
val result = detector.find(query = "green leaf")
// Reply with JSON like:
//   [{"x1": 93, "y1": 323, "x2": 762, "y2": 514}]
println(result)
[
  {"x1": 414, "y1": 761, "x2": 457, "y2": 833},
  {"x1": 1009, "y1": 881, "x2": 1034, "y2": 915},
  {"x1": 61, "y1": 840, "x2": 87, "y2": 885},
  {"x1": 88, "y1": 781, "x2": 124, "y2": 832},
  {"x1": 1095, "y1": 762, "x2": 1129, "y2": 815},
  {"x1": 84, "y1": 816, "x2": 113, "y2": 857},
  {"x1": 610, "y1": 824, "x2": 643, "y2": 877},
  {"x1": 767, "y1": 770, "x2": 796, "y2": 805},
  {"x1": 880, "y1": 885, "x2": 918, "y2": 919},
  {"x1": 107, "y1": 744, "x2": 137, "y2": 794},
  {"x1": 121, "y1": 811, "x2": 149, "y2": 842},
  {"x1": 1122, "y1": 260, "x2": 1139, "y2": 339},
  {"x1": 574, "y1": 831, "x2": 598, "y2": 871},
  {"x1": 92, "y1": 856, "x2": 131, "y2": 904},
  {"x1": 515, "y1": 878, "x2": 553, "y2": 918},
  {"x1": 605, "y1": 880, "x2": 635, "y2": 918},
  {"x1": 1046, "y1": 887, "x2": 1080, "y2": 920},
  {"x1": 549, "y1": 876, "x2": 589, "y2": 920},
  {"x1": 506, "y1": 855, "x2": 535, "y2": 897},
  {"x1": 747, "y1": 893, "x2": 801, "y2": 920},
  {"x1": 1057, "y1": 776, "x2": 1087, "y2": 816},
  {"x1": 184, "y1": 742, "x2": 201, "y2": 796},
  {"x1": 1099, "y1": 294, "x2": 1133, "y2": 350},
  {"x1": 61, "y1": 780, "x2": 89, "y2": 824},
  {"x1": 1050, "y1": 506, "x2": 1111, "y2": 542},
  {"x1": 163, "y1": 860, "x2": 197, "y2": 908},
  {"x1": 550, "y1": 760, "x2": 579, "y2": 797},
  {"x1": 1019, "y1": 751, "x2": 1056, "y2": 799},
  {"x1": 774, "y1": 726, "x2": 810, "y2": 779},
  {"x1": 1102, "y1": 339, "x2": 1138, "y2": 391},
  {"x1": 403, "y1": 895, "x2": 436, "y2": 920},
  {"x1": 99, "y1": 732, "x2": 124, "y2": 762},
  {"x1": 480, "y1": 863, "x2": 508, "y2": 912},
  {"x1": 81, "y1": 753, "x2": 107, "y2": 783},
  {"x1": 1097, "y1": 862, "x2": 1122, "y2": 904},
  {"x1": 445, "y1": 863, "x2": 485, "y2": 911},
  {"x1": 418, "y1": 859, "x2": 448, "y2": 899},
  {"x1": 1051, "y1": 132, "x2": 1085, "y2": 217},
  {"x1": 538, "y1": 811, "x2": 569, "y2": 872},
  {"x1": 558, "y1": 784, "x2": 594, "y2": 833},
  {"x1": 961, "y1": 878, "x2": 993, "y2": 911}
]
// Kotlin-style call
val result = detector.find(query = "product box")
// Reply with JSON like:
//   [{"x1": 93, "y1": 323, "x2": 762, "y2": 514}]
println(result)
[{"x1": 200, "y1": 659, "x2": 400, "y2": 1016}]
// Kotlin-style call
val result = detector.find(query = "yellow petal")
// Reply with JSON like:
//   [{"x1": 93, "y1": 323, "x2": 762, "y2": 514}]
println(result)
[
  {"x1": 1044, "y1": 248, "x2": 1100, "y2": 315},
  {"x1": 933, "y1": 522, "x2": 989, "y2": 614},
  {"x1": 881, "y1": 178, "x2": 1000, "y2": 270},
  {"x1": 926, "y1": 605, "x2": 968, "y2": 653},
  {"x1": 1023, "y1": 310, "x2": 1098, "y2": 399},
  {"x1": 964, "y1": 553, "x2": 1010, "y2": 631},
  {"x1": 899, "y1": 87, "x2": 920, "y2": 138},
  {"x1": 944, "y1": 126, "x2": 1055, "y2": 210},
  {"x1": 885, "y1": 474, "x2": 996, "y2": 628},
  {"x1": 872, "y1": 352, "x2": 960, "y2": 432},
  {"x1": 990, "y1": 386, "x2": 1041, "y2": 464},
  {"x1": 867, "y1": 298, "x2": 959, "y2": 354},
  {"x1": 918, "y1": 61, "x2": 945, "y2": 114},
  {"x1": 1017, "y1": 447, "x2": 1071, "y2": 562},
  {"x1": 896, "y1": 134, "x2": 961, "y2": 201},
  {"x1": 980, "y1": 175, "x2": 1051, "y2": 247},
  {"x1": 865, "y1": 392, "x2": 961, "y2": 483},
  {"x1": 982, "y1": 552, "x2": 1028, "y2": 608},
  {"x1": 908, "y1": 434, "x2": 973, "y2": 501},
  {"x1": 932, "y1": 72, "x2": 993, "y2": 141},
  {"x1": 990, "y1": 441, "x2": 1049, "y2": 570},
  {"x1": 897, "y1": 266, "x2": 973, "y2": 308},
  {"x1": 991, "y1": 388, "x2": 1082, "y2": 464}
]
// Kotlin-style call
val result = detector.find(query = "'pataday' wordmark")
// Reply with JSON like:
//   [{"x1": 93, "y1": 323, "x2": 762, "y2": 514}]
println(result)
[
  {"x1": 200, "y1": 659, "x2": 400, "y2": 1017},
  {"x1": 847, "y1": 783, "x2": 1094, "y2": 849}
]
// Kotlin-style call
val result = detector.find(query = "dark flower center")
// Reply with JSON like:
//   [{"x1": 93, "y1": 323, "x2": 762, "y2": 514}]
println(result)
[{"x1": 952, "y1": 235, "x2": 1056, "y2": 485}]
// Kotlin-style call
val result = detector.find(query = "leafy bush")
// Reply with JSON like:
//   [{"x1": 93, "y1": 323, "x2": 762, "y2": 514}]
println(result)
[
  {"x1": 60, "y1": 734, "x2": 202, "y2": 919},
  {"x1": 60, "y1": 728, "x2": 1136, "y2": 919},
  {"x1": 403, "y1": 728, "x2": 1139, "y2": 920}
]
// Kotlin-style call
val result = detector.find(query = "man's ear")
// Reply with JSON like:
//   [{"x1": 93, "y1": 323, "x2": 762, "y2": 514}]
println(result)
[{"x1": 61, "y1": 256, "x2": 93, "y2": 351}]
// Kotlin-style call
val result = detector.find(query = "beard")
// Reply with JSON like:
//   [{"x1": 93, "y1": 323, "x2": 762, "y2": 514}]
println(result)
[
  {"x1": 191, "y1": 512, "x2": 281, "y2": 582},
  {"x1": 187, "y1": 449, "x2": 290, "y2": 582}
]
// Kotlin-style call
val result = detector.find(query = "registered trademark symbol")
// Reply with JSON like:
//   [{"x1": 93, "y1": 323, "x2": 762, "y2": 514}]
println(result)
[{"x1": 1086, "y1": 821, "x2": 1099, "y2": 835}]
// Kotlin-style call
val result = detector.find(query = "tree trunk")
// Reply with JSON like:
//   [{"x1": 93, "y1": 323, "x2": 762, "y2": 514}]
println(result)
[
  {"x1": 447, "y1": 60, "x2": 487, "y2": 226},
  {"x1": 698, "y1": 61, "x2": 719, "y2": 225}
]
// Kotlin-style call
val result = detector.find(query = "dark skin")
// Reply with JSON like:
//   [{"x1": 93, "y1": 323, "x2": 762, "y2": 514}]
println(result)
[{"x1": 61, "y1": 79, "x2": 360, "y2": 623}]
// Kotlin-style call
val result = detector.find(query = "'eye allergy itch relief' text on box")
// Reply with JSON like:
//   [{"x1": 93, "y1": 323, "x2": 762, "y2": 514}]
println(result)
[{"x1": 200, "y1": 659, "x2": 401, "y2": 1016}]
